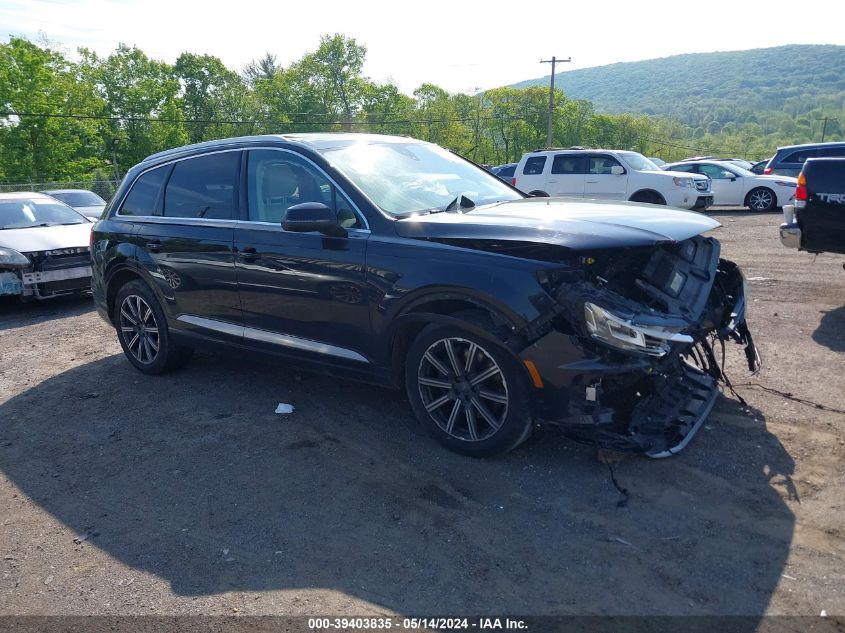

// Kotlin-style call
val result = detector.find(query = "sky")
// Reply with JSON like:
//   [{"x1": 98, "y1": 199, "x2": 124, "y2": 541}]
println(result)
[{"x1": 2, "y1": 0, "x2": 845, "y2": 94}]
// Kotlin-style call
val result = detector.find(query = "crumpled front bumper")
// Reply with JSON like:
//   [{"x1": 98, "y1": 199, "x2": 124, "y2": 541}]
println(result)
[{"x1": 520, "y1": 257, "x2": 758, "y2": 457}]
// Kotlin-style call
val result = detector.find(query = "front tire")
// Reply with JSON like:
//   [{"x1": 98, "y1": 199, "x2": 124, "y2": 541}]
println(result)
[
  {"x1": 405, "y1": 324, "x2": 532, "y2": 457},
  {"x1": 630, "y1": 190, "x2": 666, "y2": 205},
  {"x1": 114, "y1": 280, "x2": 193, "y2": 375},
  {"x1": 746, "y1": 187, "x2": 776, "y2": 212}
]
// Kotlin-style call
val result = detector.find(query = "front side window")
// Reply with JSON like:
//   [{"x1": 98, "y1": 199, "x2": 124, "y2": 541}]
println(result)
[
  {"x1": 698, "y1": 164, "x2": 733, "y2": 179},
  {"x1": 668, "y1": 164, "x2": 695, "y2": 173},
  {"x1": 588, "y1": 155, "x2": 624, "y2": 175},
  {"x1": 523, "y1": 156, "x2": 547, "y2": 175},
  {"x1": 120, "y1": 165, "x2": 170, "y2": 216},
  {"x1": 318, "y1": 141, "x2": 521, "y2": 217},
  {"x1": 163, "y1": 152, "x2": 239, "y2": 220},
  {"x1": 247, "y1": 150, "x2": 361, "y2": 229}
]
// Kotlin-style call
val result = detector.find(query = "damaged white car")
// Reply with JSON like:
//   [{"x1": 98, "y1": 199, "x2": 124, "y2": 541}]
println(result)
[{"x1": 0, "y1": 192, "x2": 94, "y2": 301}]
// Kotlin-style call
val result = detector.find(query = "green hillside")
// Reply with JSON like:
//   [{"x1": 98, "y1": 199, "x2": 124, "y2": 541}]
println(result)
[{"x1": 511, "y1": 45, "x2": 845, "y2": 128}]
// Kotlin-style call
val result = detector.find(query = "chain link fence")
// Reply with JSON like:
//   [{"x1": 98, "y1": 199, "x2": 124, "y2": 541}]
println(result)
[{"x1": 0, "y1": 179, "x2": 120, "y2": 202}]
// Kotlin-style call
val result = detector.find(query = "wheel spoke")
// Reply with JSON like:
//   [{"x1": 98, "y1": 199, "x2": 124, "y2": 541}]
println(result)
[
  {"x1": 147, "y1": 335, "x2": 159, "y2": 353},
  {"x1": 120, "y1": 308, "x2": 137, "y2": 325},
  {"x1": 142, "y1": 304, "x2": 152, "y2": 324},
  {"x1": 471, "y1": 397, "x2": 502, "y2": 430},
  {"x1": 470, "y1": 364, "x2": 500, "y2": 386},
  {"x1": 425, "y1": 393, "x2": 452, "y2": 413},
  {"x1": 445, "y1": 400, "x2": 462, "y2": 434},
  {"x1": 127, "y1": 333, "x2": 140, "y2": 353},
  {"x1": 464, "y1": 342, "x2": 477, "y2": 374},
  {"x1": 465, "y1": 405, "x2": 479, "y2": 441},
  {"x1": 423, "y1": 351, "x2": 451, "y2": 377},
  {"x1": 120, "y1": 326, "x2": 134, "y2": 333},
  {"x1": 478, "y1": 389, "x2": 508, "y2": 404},
  {"x1": 419, "y1": 376, "x2": 451, "y2": 388},
  {"x1": 444, "y1": 339, "x2": 462, "y2": 376}
]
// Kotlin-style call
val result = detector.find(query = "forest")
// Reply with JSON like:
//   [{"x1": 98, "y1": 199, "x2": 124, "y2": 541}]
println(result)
[{"x1": 2, "y1": 35, "x2": 842, "y2": 197}]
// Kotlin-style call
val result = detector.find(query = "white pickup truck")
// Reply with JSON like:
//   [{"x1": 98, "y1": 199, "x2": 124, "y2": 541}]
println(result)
[{"x1": 512, "y1": 148, "x2": 713, "y2": 210}]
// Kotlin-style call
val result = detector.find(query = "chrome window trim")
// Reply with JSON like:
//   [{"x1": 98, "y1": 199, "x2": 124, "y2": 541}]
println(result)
[
  {"x1": 114, "y1": 145, "x2": 370, "y2": 231},
  {"x1": 234, "y1": 220, "x2": 370, "y2": 235},
  {"x1": 177, "y1": 314, "x2": 370, "y2": 364}
]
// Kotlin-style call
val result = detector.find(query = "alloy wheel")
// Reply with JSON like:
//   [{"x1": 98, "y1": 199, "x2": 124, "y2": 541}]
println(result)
[
  {"x1": 119, "y1": 294, "x2": 160, "y2": 364},
  {"x1": 749, "y1": 189, "x2": 773, "y2": 210},
  {"x1": 417, "y1": 337, "x2": 509, "y2": 442}
]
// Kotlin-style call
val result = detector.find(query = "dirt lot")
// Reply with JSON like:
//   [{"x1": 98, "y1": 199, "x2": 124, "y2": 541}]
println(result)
[{"x1": 0, "y1": 211, "x2": 843, "y2": 620}]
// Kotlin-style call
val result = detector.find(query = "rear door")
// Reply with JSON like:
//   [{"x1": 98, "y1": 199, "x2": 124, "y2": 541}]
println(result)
[
  {"x1": 514, "y1": 155, "x2": 548, "y2": 194},
  {"x1": 546, "y1": 154, "x2": 586, "y2": 197},
  {"x1": 800, "y1": 159, "x2": 845, "y2": 254},
  {"x1": 128, "y1": 151, "x2": 242, "y2": 339},
  {"x1": 584, "y1": 153, "x2": 627, "y2": 200}
]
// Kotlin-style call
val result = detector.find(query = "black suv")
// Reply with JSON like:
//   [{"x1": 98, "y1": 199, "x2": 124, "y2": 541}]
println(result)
[{"x1": 91, "y1": 134, "x2": 759, "y2": 458}]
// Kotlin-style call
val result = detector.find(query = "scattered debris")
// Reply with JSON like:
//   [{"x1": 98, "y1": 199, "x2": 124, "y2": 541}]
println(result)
[
  {"x1": 608, "y1": 536, "x2": 643, "y2": 552},
  {"x1": 222, "y1": 548, "x2": 229, "y2": 555},
  {"x1": 275, "y1": 403, "x2": 295, "y2": 415},
  {"x1": 44, "y1": 575, "x2": 53, "y2": 585},
  {"x1": 781, "y1": 574, "x2": 796, "y2": 580}
]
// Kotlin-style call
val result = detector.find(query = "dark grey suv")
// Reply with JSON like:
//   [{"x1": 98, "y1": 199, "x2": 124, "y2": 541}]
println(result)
[{"x1": 764, "y1": 142, "x2": 845, "y2": 177}]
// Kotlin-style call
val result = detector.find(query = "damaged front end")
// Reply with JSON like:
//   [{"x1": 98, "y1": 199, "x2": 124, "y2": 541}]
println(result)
[
  {"x1": 521, "y1": 235, "x2": 760, "y2": 458},
  {"x1": 0, "y1": 247, "x2": 92, "y2": 300}
]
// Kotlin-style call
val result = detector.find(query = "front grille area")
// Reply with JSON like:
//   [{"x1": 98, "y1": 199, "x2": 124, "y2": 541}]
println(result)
[{"x1": 29, "y1": 247, "x2": 91, "y2": 272}]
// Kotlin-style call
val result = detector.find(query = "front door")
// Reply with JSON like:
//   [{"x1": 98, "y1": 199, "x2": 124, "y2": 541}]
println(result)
[
  {"x1": 234, "y1": 149, "x2": 372, "y2": 365},
  {"x1": 584, "y1": 154, "x2": 628, "y2": 200},
  {"x1": 697, "y1": 164, "x2": 744, "y2": 205}
]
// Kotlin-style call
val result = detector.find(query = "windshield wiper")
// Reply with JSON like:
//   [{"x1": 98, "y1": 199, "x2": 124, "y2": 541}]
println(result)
[{"x1": 443, "y1": 193, "x2": 476, "y2": 213}]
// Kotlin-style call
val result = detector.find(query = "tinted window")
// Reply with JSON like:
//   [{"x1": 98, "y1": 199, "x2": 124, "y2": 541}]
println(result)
[
  {"x1": 120, "y1": 165, "x2": 169, "y2": 216},
  {"x1": 815, "y1": 147, "x2": 845, "y2": 158},
  {"x1": 551, "y1": 155, "x2": 584, "y2": 174},
  {"x1": 698, "y1": 164, "x2": 733, "y2": 179},
  {"x1": 163, "y1": 152, "x2": 239, "y2": 220},
  {"x1": 783, "y1": 150, "x2": 811, "y2": 164},
  {"x1": 522, "y1": 156, "x2": 547, "y2": 175},
  {"x1": 247, "y1": 150, "x2": 362, "y2": 229},
  {"x1": 497, "y1": 164, "x2": 516, "y2": 178},
  {"x1": 588, "y1": 155, "x2": 623, "y2": 175}
]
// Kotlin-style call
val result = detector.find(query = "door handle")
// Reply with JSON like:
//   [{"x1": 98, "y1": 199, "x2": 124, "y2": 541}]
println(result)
[
  {"x1": 145, "y1": 240, "x2": 162, "y2": 252},
  {"x1": 238, "y1": 247, "x2": 260, "y2": 262}
]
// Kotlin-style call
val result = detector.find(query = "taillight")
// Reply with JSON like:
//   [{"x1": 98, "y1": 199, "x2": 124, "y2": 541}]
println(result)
[
  {"x1": 795, "y1": 172, "x2": 807, "y2": 209},
  {"x1": 511, "y1": 177, "x2": 517, "y2": 187},
  {"x1": 763, "y1": 167, "x2": 773, "y2": 175}
]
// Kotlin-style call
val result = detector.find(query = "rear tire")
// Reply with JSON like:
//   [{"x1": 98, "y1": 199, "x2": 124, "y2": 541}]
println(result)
[
  {"x1": 114, "y1": 280, "x2": 193, "y2": 375},
  {"x1": 405, "y1": 323, "x2": 532, "y2": 457}
]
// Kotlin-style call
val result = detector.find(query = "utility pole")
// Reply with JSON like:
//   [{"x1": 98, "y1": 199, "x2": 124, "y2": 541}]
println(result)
[
  {"x1": 821, "y1": 117, "x2": 829, "y2": 143},
  {"x1": 540, "y1": 56, "x2": 571, "y2": 147}
]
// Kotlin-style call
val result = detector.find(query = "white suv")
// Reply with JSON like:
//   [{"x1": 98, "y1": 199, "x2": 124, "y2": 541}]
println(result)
[{"x1": 512, "y1": 148, "x2": 713, "y2": 211}]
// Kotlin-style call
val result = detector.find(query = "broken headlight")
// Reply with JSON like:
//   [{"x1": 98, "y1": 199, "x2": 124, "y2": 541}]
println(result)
[
  {"x1": 583, "y1": 302, "x2": 693, "y2": 357},
  {"x1": 0, "y1": 247, "x2": 30, "y2": 268}
]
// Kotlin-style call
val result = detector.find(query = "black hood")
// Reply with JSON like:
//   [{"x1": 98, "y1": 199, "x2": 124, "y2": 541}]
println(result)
[{"x1": 394, "y1": 198, "x2": 721, "y2": 250}]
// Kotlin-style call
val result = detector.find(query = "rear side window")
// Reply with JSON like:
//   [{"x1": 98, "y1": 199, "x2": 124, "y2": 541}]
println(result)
[
  {"x1": 782, "y1": 149, "x2": 812, "y2": 164},
  {"x1": 163, "y1": 152, "x2": 240, "y2": 219},
  {"x1": 669, "y1": 164, "x2": 695, "y2": 173},
  {"x1": 815, "y1": 147, "x2": 845, "y2": 158},
  {"x1": 522, "y1": 156, "x2": 547, "y2": 175},
  {"x1": 120, "y1": 165, "x2": 169, "y2": 216},
  {"x1": 551, "y1": 155, "x2": 584, "y2": 174}
]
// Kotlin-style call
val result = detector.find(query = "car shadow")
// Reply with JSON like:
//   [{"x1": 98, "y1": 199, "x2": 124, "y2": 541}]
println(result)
[
  {"x1": 0, "y1": 295, "x2": 94, "y2": 332},
  {"x1": 813, "y1": 305, "x2": 845, "y2": 353},
  {"x1": 0, "y1": 353, "x2": 795, "y2": 620}
]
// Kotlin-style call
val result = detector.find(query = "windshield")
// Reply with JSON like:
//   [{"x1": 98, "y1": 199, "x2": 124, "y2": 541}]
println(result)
[
  {"x1": 617, "y1": 151, "x2": 661, "y2": 171},
  {"x1": 47, "y1": 191, "x2": 106, "y2": 207},
  {"x1": 0, "y1": 199, "x2": 88, "y2": 229},
  {"x1": 318, "y1": 141, "x2": 523, "y2": 216},
  {"x1": 719, "y1": 163, "x2": 755, "y2": 177}
]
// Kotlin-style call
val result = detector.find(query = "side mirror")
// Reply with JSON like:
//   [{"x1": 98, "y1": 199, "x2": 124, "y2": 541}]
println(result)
[
  {"x1": 282, "y1": 202, "x2": 346, "y2": 237},
  {"x1": 722, "y1": 171, "x2": 737, "y2": 180},
  {"x1": 610, "y1": 165, "x2": 625, "y2": 175}
]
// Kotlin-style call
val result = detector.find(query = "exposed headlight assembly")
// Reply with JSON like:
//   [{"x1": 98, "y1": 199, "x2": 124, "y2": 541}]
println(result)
[
  {"x1": 0, "y1": 247, "x2": 30, "y2": 268},
  {"x1": 672, "y1": 177, "x2": 695, "y2": 188},
  {"x1": 583, "y1": 302, "x2": 693, "y2": 357}
]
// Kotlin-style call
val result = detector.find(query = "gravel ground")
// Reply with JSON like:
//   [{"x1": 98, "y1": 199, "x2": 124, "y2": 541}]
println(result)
[{"x1": 0, "y1": 210, "x2": 843, "y2": 620}]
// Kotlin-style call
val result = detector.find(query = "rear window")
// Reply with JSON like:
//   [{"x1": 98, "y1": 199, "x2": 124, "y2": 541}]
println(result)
[
  {"x1": 522, "y1": 156, "x2": 547, "y2": 175},
  {"x1": 120, "y1": 165, "x2": 170, "y2": 216},
  {"x1": 163, "y1": 152, "x2": 240, "y2": 220},
  {"x1": 48, "y1": 191, "x2": 106, "y2": 207},
  {"x1": 496, "y1": 164, "x2": 516, "y2": 178}
]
